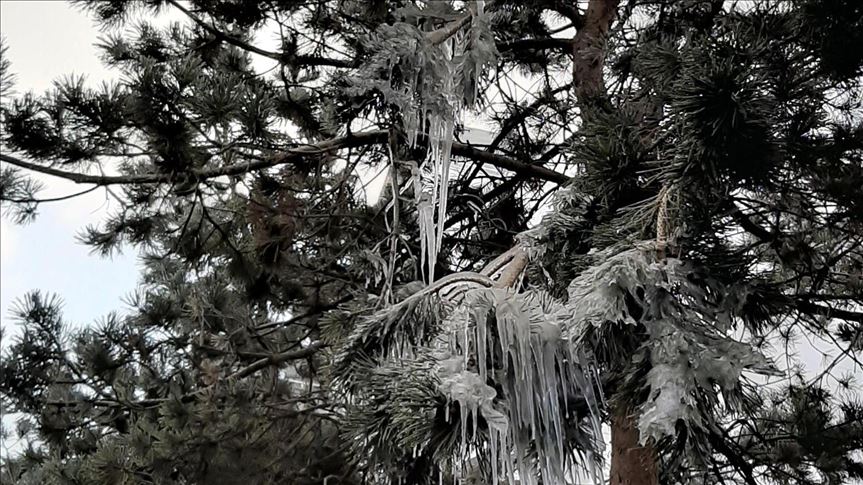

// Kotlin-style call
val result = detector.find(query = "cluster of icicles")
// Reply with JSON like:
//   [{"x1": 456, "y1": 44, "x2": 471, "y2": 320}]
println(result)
[
  {"x1": 434, "y1": 288, "x2": 605, "y2": 485},
  {"x1": 397, "y1": 2, "x2": 490, "y2": 283},
  {"x1": 405, "y1": 111, "x2": 454, "y2": 283}
]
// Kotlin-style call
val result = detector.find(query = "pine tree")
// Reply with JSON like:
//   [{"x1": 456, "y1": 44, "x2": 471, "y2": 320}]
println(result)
[{"x1": 2, "y1": 1, "x2": 863, "y2": 484}]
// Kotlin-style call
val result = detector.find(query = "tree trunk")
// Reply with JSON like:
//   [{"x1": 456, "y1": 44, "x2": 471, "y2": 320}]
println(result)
[
  {"x1": 572, "y1": 0, "x2": 620, "y2": 101},
  {"x1": 569, "y1": 0, "x2": 661, "y2": 482},
  {"x1": 609, "y1": 407, "x2": 659, "y2": 485}
]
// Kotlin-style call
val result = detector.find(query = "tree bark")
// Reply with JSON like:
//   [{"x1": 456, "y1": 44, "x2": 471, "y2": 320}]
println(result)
[
  {"x1": 572, "y1": 0, "x2": 620, "y2": 102},
  {"x1": 570, "y1": 0, "x2": 661, "y2": 482},
  {"x1": 609, "y1": 407, "x2": 659, "y2": 485}
]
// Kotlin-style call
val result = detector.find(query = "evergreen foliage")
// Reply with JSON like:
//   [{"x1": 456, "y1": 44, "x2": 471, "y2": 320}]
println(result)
[{"x1": 1, "y1": 1, "x2": 862, "y2": 484}]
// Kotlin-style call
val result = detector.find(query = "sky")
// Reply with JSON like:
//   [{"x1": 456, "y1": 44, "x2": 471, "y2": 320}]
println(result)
[{"x1": 0, "y1": 1, "x2": 142, "y2": 337}]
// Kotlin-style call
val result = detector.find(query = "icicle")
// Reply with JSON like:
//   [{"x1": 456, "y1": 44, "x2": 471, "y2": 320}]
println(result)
[
  {"x1": 490, "y1": 428, "x2": 499, "y2": 485},
  {"x1": 417, "y1": 192, "x2": 436, "y2": 281},
  {"x1": 435, "y1": 115, "x2": 454, "y2": 257},
  {"x1": 471, "y1": 401, "x2": 479, "y2": 441},
  {"x1": 476, "y1": 304, "x2": 488, "y2": 382},
  {"x1": 437, "y1": 285, "x2": 605, "y2": 485},
  {"x1": 459, "y1": 400, "x2": 468, "y2": 451}
]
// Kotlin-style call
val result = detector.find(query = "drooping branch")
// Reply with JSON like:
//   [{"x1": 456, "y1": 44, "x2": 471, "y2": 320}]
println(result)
[{"x1": 2, "y1": 132, "x2": 569, "y2": 188}]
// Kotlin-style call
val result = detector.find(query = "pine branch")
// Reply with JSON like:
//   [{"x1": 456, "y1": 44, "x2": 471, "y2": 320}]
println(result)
[
  {"x1": 706, "y1": 430, "x2": 759, "y2": 485},
  {"x1": 166, "y1": 0, "x2": 280, "y2": 59},
  {"x1": 728, "y1": 204, "x2": 778, "y2": 246},
  {"x1": 488, "y1": 83, "x2": 573, "y2": 151},
  {"x1": 448, "y1": 82, "x2": 573, "y2": 205},
  {"x1": 2, "y1": 133, "x2": 570, "y2": 187},
  {"x1": 168, "y1": 0, "x2": 482, "y2": 67},
  {"x1": 728, "y1": 201, "x2": 863, "y2": 324},
  {"x1": 165, "y1": 0, "x2": 357, "y2": 68},
  {"x1": 54, "y1": 341, "x2": 327, "y2": 410},
  {"x1": 795, "y1": 300, "x2": 863, "y2": 324}
]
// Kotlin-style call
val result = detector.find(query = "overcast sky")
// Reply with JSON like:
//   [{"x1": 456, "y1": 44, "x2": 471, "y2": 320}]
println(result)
[{"x1": 1, "y1": 1, "x2": 142, "y2": 339}]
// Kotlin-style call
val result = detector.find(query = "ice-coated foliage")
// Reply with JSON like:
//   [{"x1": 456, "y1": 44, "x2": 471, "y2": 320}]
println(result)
[
  {"x1": 437, "y1": 288, "x2": 606, "y2": 484},
  {"x1": 326, "y1": 275, "x2": 606, "y2": 485},
  {"x1": 563, "y1": 244, "x2": 779, "y2": 450}
]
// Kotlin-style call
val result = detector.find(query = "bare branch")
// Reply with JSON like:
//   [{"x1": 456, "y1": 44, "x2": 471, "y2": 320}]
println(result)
[
  {"x1": 1, "y1": 185, "x2": 99, "y2": 204},
  {"x1": 498, "y1": 38, "x2": 573, "y2": 53},
  {"x1": 0, "y1": 132, "x2": 384, "y2": 186},
  {"x1": 795, "y1": 300, "x2": 863, "y2": 324},
  {"x1": 229, "y1": 340, "x2": 325, "y2": 380},
  {"x1": 450, "y1": 143, "x2": 570, "y2": 184},
  {"x1": 426, "y1": 12, "x2": 474, "y2": 46}
]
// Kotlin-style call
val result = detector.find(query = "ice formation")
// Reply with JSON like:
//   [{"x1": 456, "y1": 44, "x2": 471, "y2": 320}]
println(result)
[
  {"x1": 404, "y1": 2, "x2": 488, "y2": 282},
  {"x1": 436, "y1": 289, "x2": 605, "y2": 485}
]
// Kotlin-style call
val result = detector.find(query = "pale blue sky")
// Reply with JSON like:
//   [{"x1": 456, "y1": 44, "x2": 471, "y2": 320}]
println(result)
[{"x1": 1, "y1": 1, "x2": 140, "y2": 336}]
